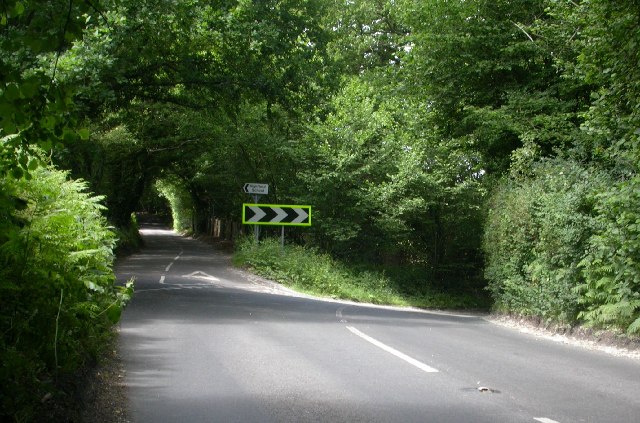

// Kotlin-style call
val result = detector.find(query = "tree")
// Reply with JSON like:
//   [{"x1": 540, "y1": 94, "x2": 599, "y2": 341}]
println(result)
[{"x1": 398, "y1": 0, "x2": 588, "y2": 174}]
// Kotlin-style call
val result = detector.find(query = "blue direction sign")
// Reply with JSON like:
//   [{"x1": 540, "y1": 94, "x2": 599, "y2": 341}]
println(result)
[{"x1": 242, "y1": 204, "x2": 311, "y2": 226}]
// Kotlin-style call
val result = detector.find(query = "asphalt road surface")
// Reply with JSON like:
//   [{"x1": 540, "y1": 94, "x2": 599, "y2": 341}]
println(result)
[{"x1": 116, "y1": 226, "x2": 640, "y2": 423}]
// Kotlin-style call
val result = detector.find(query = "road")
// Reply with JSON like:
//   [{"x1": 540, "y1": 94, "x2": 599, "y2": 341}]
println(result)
[{"x1": 116, "y1": 226, "x2": 640, "y2": 423}]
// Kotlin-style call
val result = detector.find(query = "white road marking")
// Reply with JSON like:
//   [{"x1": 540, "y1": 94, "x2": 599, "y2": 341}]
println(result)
[
  {"x1": 346, "y1": 326, "x2": 438, "y2": 373},
  {"x1": 136, "y1": 285, "x2": 215, "y2": 293},
  {"x1": 534, "y1": 418, "x2": 560, "y2": 423},
  {"x1": 159, "y1": 275, "x2": 166, "y2": 284},
  {"x1": 182, "y1": 271, "x2": 220, "y2": 282},
  {"x1": 164, "y1": 251, "x2": 182, "y2": 272}
]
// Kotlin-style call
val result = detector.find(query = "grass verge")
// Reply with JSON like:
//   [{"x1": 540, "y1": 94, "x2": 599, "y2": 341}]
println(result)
[{"x1": 233, "y1": 237, "x2": 490, "y2": 310}]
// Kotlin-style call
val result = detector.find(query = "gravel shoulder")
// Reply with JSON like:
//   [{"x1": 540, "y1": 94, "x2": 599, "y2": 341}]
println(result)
[
  {"x1": 488, "y1": 314, "x2": 640, "y2": 360},
  {"x1": 79, "y1": 327, "x2": 130, "y2": 423}
]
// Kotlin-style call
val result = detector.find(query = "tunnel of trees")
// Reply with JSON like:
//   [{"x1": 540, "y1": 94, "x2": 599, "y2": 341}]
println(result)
[{"x1": 2, "y1": 0, "x2": 640, "y2": 419}]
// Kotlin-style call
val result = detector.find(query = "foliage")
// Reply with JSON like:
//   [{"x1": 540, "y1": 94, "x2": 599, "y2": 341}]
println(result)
[
  {"x1": 545, "y1": 0, "x2": 640, "y2": 333},
  {"x1": 113, "y1": 213, "x2": 143, "y2": 256},
  {"x1": 0, "y1": 163, "x2": 133, "y2": 421},
  {"x1": 55, "y1": 124, "x2": 149, "y2": 227},
  {"x1": 301, "y1": 73, "x2": 486, "y2": 290},
  {"x1": 567, "y1": 0, "x2": 640, "y2": 172},
  {"x1": 325, "y1": 0, "x2": 407, "y2": 74},
  {"x1": 483, "y1": 159, "x2": 610, "y2": 322},
  {"x1": 5, "y1": 0, "x2": 640, "y2": 342},
  {"x1": 155, "y1": 176, "x2": 194, "y2": 233},
  {"x1": 399, "y1": 0, "x2": 560, "y2": 173},
  {"x1": 234, "y1": 236, "x2": 486, "y2": 309},
  {"x1": 0, "y1": 0, "x2": 99, "y2": 178},
  {"x1": 578, "y1": 177, "x2": 640, "y2": 334}
]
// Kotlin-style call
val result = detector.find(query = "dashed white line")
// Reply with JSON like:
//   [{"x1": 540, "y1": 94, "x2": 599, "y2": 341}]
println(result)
[
  {"x1": 534, "y1": 418, "x2": 560, "y2": 423},
  {"x1": 165, "y1": 250, "x2": 183, "y2": 272},
  {"x1": 346, "y1": 326, "x2": 438, "y2": 373},
  {"x1": 159, "y1": 275, "x2": 166, "y2": 284}
]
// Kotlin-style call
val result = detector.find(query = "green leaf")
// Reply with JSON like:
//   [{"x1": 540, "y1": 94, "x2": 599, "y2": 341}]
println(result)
[
  {"x1": 78, "y1": 128, "x2": 90, "y2": 140},
  {"x1": 14, "y1": 2, "x2": 25, "y2": 16},
  {"x1": 20, "y1": 78, "x2": 40, "y2": 98},
  {"x1": 27, "y1": 158, "x2": 39, "y2": 171},
  {"x1": 4, "y1": 83, "x2": 21, "y2": 101},
  {"x1": 106, "y1": 304, "x2": 122, "y2": 324},
  {"x1": 11, "y1": 166, "x2": 23, "y2": 179},
  {"x1": 628, "y1": 316, "x2": 640, "y2": 335}
]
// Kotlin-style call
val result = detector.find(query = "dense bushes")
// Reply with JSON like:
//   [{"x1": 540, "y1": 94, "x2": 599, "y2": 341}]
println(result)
[
  {"x1": 578, "y1": 177, "x2": 640, "y2": 334},
  {"x1": 0, "y1": 164, "x2": 132, "y2": 421},
  {"x1": 483, "y1": 159, "x2": 640, "y2": 334},
  {"x1": 484, "y1": 160, "x2": 607, "y2": 322},
  {"x1": 482, "y1": 0, "x2": 640, "y2": 335}
]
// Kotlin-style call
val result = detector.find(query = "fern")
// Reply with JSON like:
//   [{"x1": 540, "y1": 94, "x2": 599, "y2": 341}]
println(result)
[
  {"x1": 1, "y1": 161, "x2": 133, "y2": 419},
  {"x1": 578, "y1": 176, "x2": 640, "y2": 333},
  {"x1": 628, "y1": 316, "x2": 640, "y2": 335}
]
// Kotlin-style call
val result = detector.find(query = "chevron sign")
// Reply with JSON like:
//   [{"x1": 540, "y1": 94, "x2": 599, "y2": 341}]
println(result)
[{"x1": 242, "y1": 204, "x2": 312, "y2": 226}]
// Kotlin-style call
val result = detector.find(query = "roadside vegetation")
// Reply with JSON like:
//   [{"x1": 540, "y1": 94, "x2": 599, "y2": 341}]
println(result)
[
  {"x1": 234, "y1": 237, "x2": 489, "y2": 310},
  {"x1": 0, "y1": 162, "x2": 133, "y2": 421}
]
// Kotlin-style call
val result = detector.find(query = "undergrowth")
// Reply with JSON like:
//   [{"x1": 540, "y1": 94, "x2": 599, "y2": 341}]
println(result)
[
  {"x1": 113, "y1": 213, "x2": 143, "y2": 256},
  {"x1": 233, "y1": 237, "x2": 489, "y2": 310},
  {"x1": 0, "y1": 164, "x2": 133, "y2": 421}
]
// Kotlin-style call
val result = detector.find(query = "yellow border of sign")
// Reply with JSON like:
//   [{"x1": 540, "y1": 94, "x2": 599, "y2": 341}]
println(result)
[{"x1": 242, "y1": 204, "x2": 312, "y2": 226}]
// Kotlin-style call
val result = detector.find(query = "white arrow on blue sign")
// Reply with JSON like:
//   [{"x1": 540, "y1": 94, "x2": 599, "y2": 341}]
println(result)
[{"x1": 242, "y1": 204, "x2": 311, "y2": 226}]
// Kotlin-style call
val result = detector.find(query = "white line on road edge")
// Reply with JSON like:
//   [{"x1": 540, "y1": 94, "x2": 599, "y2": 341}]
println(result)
[
  {"x1": 346, "y1": 326, "x2": 438, "y2": 373},
  {"x1": 534, "y1": 418, "x2": 560, "y2": 423}
]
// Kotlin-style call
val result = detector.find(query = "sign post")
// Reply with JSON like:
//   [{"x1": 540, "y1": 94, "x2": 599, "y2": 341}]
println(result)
[{"x1": 242, "y1": 183, "x2": 269, "y2": 242}]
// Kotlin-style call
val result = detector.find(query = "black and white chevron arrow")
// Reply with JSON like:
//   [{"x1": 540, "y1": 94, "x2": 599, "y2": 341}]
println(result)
[{"x1": 242, "y1": 204, "x2": 311, "y2": 226}]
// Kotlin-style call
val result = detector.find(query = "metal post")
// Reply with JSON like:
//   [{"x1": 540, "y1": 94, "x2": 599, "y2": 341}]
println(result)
[
  {"x1": 281, "y1": 226, "x2": 285, "y2": 253},
  {"x1": 253, "y1": 194, "x2": 259, "y2": 243}
]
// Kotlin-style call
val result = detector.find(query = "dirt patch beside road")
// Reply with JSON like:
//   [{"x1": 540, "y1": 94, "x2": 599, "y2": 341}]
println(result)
[{"x1": 79, "y1": 328, "x2": 130, "y2": 423}]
